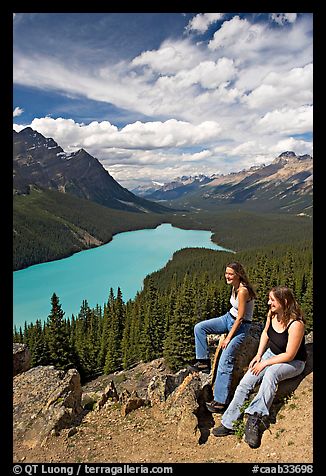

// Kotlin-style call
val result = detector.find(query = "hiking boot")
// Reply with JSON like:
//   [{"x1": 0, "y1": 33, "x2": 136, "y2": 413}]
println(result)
[
  {"x1": 206, "y1": 400, "x2": 226, "y2": 413},
  {"x1": 188, "y1": 360, "x2": 211, "y2": 374},
  {"x1": 244, "y1": 412, "x2": 270, "y2": 449},
  {"x1": 212, "y1": 424, "x2": 235, "y2": 437}
]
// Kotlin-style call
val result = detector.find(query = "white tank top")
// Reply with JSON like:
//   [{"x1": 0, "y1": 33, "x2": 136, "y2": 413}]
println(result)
[{"x1": 229, "y1": 289, "x2": 254, "y2": 321}]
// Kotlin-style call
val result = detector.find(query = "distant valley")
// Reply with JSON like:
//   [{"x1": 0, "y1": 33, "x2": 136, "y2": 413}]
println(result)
[
  {"x1": 13, "y1": 128, "x2": 313, "y2": 271},
  {"x1": 132, "y1": 151, "x2": 313, "y2": 215}
]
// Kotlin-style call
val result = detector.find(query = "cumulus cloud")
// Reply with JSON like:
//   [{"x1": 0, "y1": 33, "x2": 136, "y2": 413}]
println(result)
[
  {"x1": 270, "y1": 13, "x2": 297, "y2": 25},
  {"x1": 13, "y1": 116, "x2": 221, "y2": 153},
  {"x1": 185, "y1": 13, "x2": 225, "y2": 33},
  {"x1": 13, "y1": 106, "x2": 24, "y2": 117},
  {"x1": 243, "y1": 64, "x2": 313, "y2": 110},
  {"x1": 131, "y1": 39, "x2": 201, "y2": 75},
  {"x1": 271, "y1": 137, "x2": 313, "y2": 156},
  {"x1": 256, "y1": 105, "x2": 313, "y2": 135}
]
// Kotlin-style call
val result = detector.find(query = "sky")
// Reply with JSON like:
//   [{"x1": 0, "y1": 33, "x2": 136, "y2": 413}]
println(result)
[{"x1": 13, "y1": 12, "x2": 313, "y2": 189}]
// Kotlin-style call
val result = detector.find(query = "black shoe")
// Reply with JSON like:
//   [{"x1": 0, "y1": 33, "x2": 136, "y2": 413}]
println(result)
[
  {"x1": 188, "y1": 360, "x2": 211, "y2": 374},
  {"x1": 206, "y1": 400, "x2": 226, "y2": 413},
  {"x1": 244, "y1": 412, "x2": 270, "y2": 449},
  {"x1": 212, "y1": 424, "x2": 235, "y2": 437}
]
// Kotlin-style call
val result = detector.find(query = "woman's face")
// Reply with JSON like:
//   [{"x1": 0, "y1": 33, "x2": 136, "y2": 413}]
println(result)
[
  {"x1": 268, "y1": 291, "x2": 283, "y2": 314},
  {"x1": 225, "y1": 267, "x2": 238, "y2": 285}
]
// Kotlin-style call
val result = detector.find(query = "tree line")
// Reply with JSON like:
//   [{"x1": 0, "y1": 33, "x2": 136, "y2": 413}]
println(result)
[{"x1": 13, "y1": 241, "x2": 313, "y2": 382}]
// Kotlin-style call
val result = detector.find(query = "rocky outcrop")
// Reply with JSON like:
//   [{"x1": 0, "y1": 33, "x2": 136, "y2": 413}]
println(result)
[
  {"x1": 12, "y1": 329, "x2": 312, "y2": 453},
  {"x1": 147, "y1": 368, "x2": 193, "y2": 404},
  {"x1": 81, "y1": 380, "x2": 119, "y2": 411},
  {"x1": 13, "y1": 366, "x2": 83, "y2": 448},
  {"x1": 13, "y1": 343, "x2": 31, "y2": 376},
  {"x1": 163, "y1": 373, "x2": 203, "y2": 441},
  {"x1": 117, "y1": 389, "x2": 147, "y2": 416}
]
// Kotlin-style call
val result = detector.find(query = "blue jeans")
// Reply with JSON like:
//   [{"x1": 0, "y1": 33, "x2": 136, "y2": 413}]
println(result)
[
  {"x1": 221, "y1": 348, "x2": 306, "y2": 429},
  {"x1": 194, "y1": 311, "x2": 251, "y2": 404}
]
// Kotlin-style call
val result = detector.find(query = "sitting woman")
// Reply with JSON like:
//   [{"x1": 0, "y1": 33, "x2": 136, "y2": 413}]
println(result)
[
  {"x1": 189, "y1": 261, "x2": 256, "y2": 412},
  {"x1": 212, "y1": 286, "x2": 307, "y2": 449}
]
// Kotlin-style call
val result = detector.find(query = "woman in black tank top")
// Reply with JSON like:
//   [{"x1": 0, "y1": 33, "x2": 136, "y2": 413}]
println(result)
[{"x1": 212, "y1": 286, "x2": 307, "y2": 449}]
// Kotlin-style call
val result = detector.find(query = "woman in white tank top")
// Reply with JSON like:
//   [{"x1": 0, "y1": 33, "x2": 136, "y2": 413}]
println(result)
[{"x1": 189, "y1": 261, "x2": 256, "y2": 412}]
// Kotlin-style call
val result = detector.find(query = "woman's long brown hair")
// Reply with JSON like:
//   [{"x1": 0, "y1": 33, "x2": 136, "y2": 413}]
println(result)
[
  {"x1": 269, "y1": 286, "x2": 306, "y2": 326},
  {"x1": 226, "y1": 261, "x2": 257, "y2": 300}
]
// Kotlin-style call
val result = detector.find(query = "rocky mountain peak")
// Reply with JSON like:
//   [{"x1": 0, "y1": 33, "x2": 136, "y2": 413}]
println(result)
[
  {"x1": 273, "y1": 151, "x2": 312, "y2": 166},
  {"x1": 13, "y1": 127, "x2": 170, "y2": 214},
  {"x1": 278, "y1": 151, "x2": 296, "y2": 158}
]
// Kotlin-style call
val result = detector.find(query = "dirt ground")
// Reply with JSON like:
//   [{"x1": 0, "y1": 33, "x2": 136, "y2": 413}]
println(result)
[{"x1": 13, "y1": 370, "x2": 313, "y2": 465}]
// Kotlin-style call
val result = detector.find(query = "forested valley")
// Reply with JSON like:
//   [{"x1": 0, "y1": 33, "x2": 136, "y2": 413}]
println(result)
[{"x1": 14, "y1": 237, "x2": 312, "y2": 383}]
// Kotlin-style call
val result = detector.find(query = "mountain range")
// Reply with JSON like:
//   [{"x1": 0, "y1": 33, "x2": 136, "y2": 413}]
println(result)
[
  {"x1": 13, "y1": 127, "x2": 169, "y2": 214},
  {"x1": 133, "y1": 151, "x2": 313, "y2": 215}
]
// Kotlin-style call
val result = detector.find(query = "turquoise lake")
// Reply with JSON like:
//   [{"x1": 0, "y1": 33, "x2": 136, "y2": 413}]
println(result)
[{"x1": 13, "y1": 223, "x2": 233, "y2": 329}]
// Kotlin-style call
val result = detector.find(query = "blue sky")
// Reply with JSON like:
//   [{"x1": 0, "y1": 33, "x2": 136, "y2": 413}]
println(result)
[{"x1": 13, "y1": 12, "x2": 313, "y2": 188}]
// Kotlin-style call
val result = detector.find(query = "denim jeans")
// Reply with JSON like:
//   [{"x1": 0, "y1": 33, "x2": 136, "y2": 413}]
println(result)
[
  {"x1": 221, "y1": 347, "x2": 306, "y2": 429},
  {"x1": 194, "y1": 311, "x2": 251, "y2": 404}
]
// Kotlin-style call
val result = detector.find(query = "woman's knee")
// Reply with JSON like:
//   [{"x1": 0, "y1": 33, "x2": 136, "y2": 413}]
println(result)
[
  {"x1": 195, "y1": 317, "x2": 214, "y2": 332},
  {"x1": 262, "y1": 366, "x2": 280, "y2": 386},
  {"x1": 237, "y1": 370, "x2": 259, "y2": 392},
  {"x1": 194, "y1": 321, "x2": 206, "y2": 335}
]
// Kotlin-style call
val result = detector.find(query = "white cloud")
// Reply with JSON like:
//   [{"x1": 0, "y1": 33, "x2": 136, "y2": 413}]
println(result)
[
  {"x1": 270, "y1": 13, "x2": 297, "y2": 25},
  {"x1": 14, "y1": 116, "x2": 221, "y2": 152},
  {"x1": 271, "y1": 137, "x2": 313, "y2": 156},
  {"x1": 208, "y1": 16, "x2": 254, "y2": 51},
  {"x1": 256, "y1": 105, "x2": 313, "y2": 135},
  {"x1": 185, "y1": 13, "x2": 225, "y2": 33},
  {"x1": 13, "y1": 106, "x2": 24, "y2": 117},
  {"x1": 243, "y1": 63, "x2": 313, "y2": 110},
  {"x1": 13, "y1": 13, "x2": 313, "y2": 185},
  {"x1": 13, "y1": 15, "x2": 312, "y2": 125},
  {"x1": 131, "y1": 39, "x2": 201, "y2": 75}
]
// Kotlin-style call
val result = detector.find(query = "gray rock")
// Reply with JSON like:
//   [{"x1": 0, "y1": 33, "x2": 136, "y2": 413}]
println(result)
[
  {"x1": 13, "y1": 366, "x2": 83, "y2": 448},
  {"x1": 13, "y1": 343, "x2": 31, "y2": 376}
]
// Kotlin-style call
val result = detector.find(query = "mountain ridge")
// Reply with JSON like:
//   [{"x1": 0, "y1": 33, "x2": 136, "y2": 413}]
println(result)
[
  {"x1": 13, "y1": 127, "x2": 170, "y2": 214},
  {"x1": 137, "y1": 151, "x2": 312, "y2": 215}
]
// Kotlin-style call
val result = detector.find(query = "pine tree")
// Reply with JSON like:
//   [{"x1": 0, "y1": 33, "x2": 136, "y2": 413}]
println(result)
[
  {"x1": 98, "y1": 303, "x2": 110, "y2": 370},
  {"x1": 284, "y1": 251, "x2": 296, "y2": 295},
  {"x1": 163, "y1": 274, "x2": 196, "y2": 371},
  {"x1": 47, "y1": 293, "x2": 73, "y2": 370},
  {"x1": 302, "y1": 273, "x2": 313, "y2": 332},
  {"x1": 30, "y1": 319, "x2": 49, "y2": 366},
  {"x1": 104, "y1": 288, "x2": 125, "y2": 374},
  {"x1": 74, "y1": 300, "x2": 100, "y2": 378}
]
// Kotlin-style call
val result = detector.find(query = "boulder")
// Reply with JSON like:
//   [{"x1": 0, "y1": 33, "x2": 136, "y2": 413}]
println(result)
[
  {"x1": 147, "y1": 368, "x2": 192, "y2": 405},
  {"x1": 229, "y1": 321, "x2": 263, "y2": 395},
  {"x1": 121, "y1": 395, "x2": 147, "y2": 416},
  {"x1": 13, "y1": 366, "x2": 83, "y2": 448},
  {"x1": 13, "y1": 343, "x2": 31, "y2": 376},
  {"x1": 81, "y1": 380, "x2": 119, "y2": 411}
]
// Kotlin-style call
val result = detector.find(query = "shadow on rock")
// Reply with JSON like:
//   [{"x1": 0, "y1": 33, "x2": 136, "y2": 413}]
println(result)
[{"x1": 195, "y1": 384, "x2": 215, "y2": 445}]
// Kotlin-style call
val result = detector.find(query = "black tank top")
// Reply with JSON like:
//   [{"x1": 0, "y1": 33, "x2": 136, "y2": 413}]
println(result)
[{"x1": 267, "y1": 319, "x2": 307, "y2": 362}]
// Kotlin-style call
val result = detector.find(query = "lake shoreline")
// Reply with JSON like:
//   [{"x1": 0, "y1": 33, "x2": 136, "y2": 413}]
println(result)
[
  {"x1": 14, "y1": 224, "x2": 232, "y2": 329},
  {"x1": 13, "y1": 219, "x2": 228, "y2": 273}
]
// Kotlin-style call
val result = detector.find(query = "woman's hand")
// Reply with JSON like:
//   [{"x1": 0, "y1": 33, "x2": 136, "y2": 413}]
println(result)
[
  {"x1": 249, "y1": 354, "x2": 261, "y2": 368},
  {"x1": 250, "y1": 360, "x2": 268, "y2": 376},
  {"x1": 221, "y1": 336, "x2": 231, "y2": 349}
]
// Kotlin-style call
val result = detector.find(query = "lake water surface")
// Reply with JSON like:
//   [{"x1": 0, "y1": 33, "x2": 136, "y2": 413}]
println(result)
[{"x1": 13, "y1": 223, "x2": 232, "y2": 329}]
